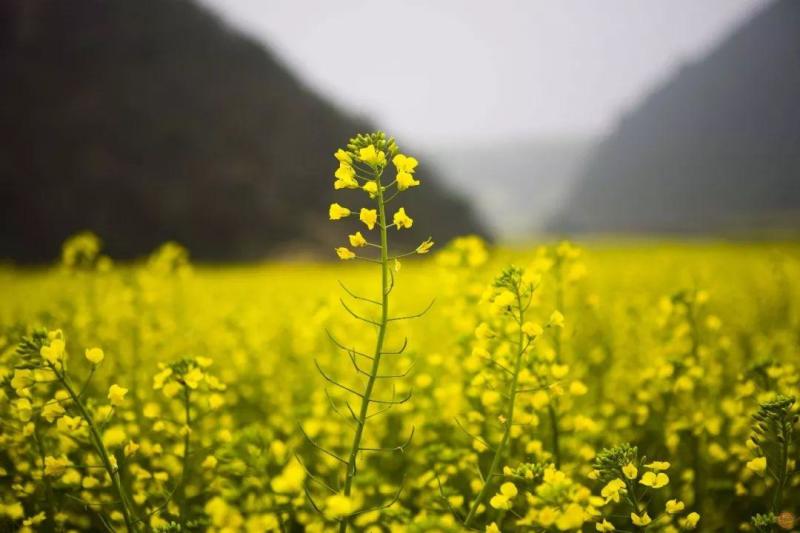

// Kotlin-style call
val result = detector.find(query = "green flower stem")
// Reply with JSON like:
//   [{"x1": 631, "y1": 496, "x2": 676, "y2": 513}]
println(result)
[
  {"x1": 179, "y1": 386, "x2": 192, "y2": 528},
  {"x1": 55, "y1": 366, "x2": 138, "y2": 532},
  {"x1": 338, "y1": 168, "x2": 391, "y2": 533},
  {"x1": 464, "y1": 288, "x2": 527, "y2": 528}
]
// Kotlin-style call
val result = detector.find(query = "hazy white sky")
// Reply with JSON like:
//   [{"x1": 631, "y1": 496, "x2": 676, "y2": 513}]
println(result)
[{"x1": 201, "y1": 0, "x2": 769, "y2": 144}]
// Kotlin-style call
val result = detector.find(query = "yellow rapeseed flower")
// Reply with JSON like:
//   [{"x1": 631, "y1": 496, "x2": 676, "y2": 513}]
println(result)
[
  {"x1": 84, "y1": 347, "x2": 104, "y2": 365},
  {"x1": 329, "y1": 203, "x2": 351, "y2": 220},
  {"x1": 393, "y1": 207, "x2": 413, "y2": 229},
  {"x1": 359, "y1": 208, "x2": 378, "y2": 230},
  {"x1": 358, "y1": 145, "x2": 386, "y2": 167},
  {"x1": 416, "y1": 238, "x2": 434, "y2": 254},
  {"x1": 336, "y1": 247, "x2": 356, "y2": 260},
  {"x1": 107, "y1": 384, "x2": 128, "y2": 406},
  {"x1": 349, "y1": 232, "x2": 367, "y2": 247},
  {"x1": 631, "y1": 512, "x2": 651, "y2": 526},
  {"x1": 639, "y1": 471, "x2": 669, "y2": 488}
]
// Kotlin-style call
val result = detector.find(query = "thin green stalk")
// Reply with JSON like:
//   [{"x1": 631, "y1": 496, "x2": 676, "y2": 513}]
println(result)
[
  {"x1": 33, "y1": 423, "x2": 56, "y2": 533},
  {"x1": 463, "y1": 290, "x2": 526, "y2": 528},
  {"x1": 55, "y1": 366, "x2": 138, "y2": 532},
  {"x1": 770, "y1": 423, "x2": 789, "y2": 515},
  {"x1": 339, "y1": 169, "x2": 390, "y2": 533},
  {"x1": 179, "y1": 386, "x2": 192, "y2": 528}
]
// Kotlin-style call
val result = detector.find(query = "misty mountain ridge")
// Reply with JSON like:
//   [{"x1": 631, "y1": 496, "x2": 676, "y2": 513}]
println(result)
[
  {"x1": 552, "y1": 0, "x2": 800, "y2": 235},
  {"x1": 0, "y1": 0, "x2": 486, "y2": 263}
]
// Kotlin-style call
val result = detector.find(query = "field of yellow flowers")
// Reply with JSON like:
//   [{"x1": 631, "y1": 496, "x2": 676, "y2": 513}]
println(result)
[{"x1": 1, "y1": 135, "x2": 799, "y2": 532}]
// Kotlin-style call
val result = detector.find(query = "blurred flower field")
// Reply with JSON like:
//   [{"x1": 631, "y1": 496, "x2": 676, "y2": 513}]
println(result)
[
  {"x1": 0, "y1": 129, "x2": 798, "y2": 533},
  {"x1": 1, "y1": 234, "x2": 798, "y2": 532}
]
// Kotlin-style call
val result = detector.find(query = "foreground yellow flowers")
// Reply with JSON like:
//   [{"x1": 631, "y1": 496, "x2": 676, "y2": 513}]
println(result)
[{"x1": 0, "y1": 210, "x2": 798, "y2": 530}]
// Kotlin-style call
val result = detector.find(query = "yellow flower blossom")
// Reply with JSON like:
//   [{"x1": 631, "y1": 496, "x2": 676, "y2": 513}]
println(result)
[
  {"x1": 107, "y1": 384, "x2": 128, "y2": 406},
  {"x1": 639, "y1": 471, "x2": 669, "y2": 488},
  {"x1": 393, "y1": 207, "x2": 413, "y2": 229},
  {"x1": 665, "y1": 499, "x2": 685, "y2": 514},
  {"x1": 359, "y1": 208, "x2": 378, "y2": 230},
  {"x1": 416, "y1": 238, "x2": 434, "y2": 254},
  {"x1": 596, "y1": 519, "x2": 615, "y2": 531},
  {"x1": 334, "y1": 148, "x2": 352, "y2": 164},
  {"x1": 680, "y1": 512, "x2": 700, "y2": 529},
  {"x1": 396, "y1": 172, "x2": 420, "y2": 191},
  {"x1": 362, "y1": 181, "x2": 378, "y2": 197},
  {"x1": 44, "y1": 456, "x2": 71, "y2": 477},
  {"x1": 393, "y1": 153, "x2": 418, "y2": 173},
  {"x1": 324, "y1": 493, "x2": 355, "y2": 519},
  {"x1": 85, "y1": 347, "x2": 104, "y2": 365},
  {"x1": 631, "y1": 512, "x2": 651, "y2": 526},
  {"x1": 349, "y1": 232, "x2": 367, "y2": 247},
  {"x1": 622, "y1": 463, "x2": 638, "y2": 480},
  {"x1": 40, "y1": 339, "x2": 65, "y2": 365},
  {"x1": 336, "y1": 247, "x2": 356, "y2": 260},
  {"x1": 549, "y1": 310, "x2": 565, "y2": 328},
  {"x1": 522, "y1": 321, "x2": 544, "y2": 337},
  {"x1": 600, "y1": 478, "x2": 626, "y2": 503},
  {"x1": 329, "y1": 203, "x2": 351, "y2": 220},
  {"x1": 358, "y1": 144, "x2": 386, "y2": 167},
  {"x1": 334, "y1": 163, "x2": 358, "y2": 189},
  {"x1": 746, "y1": 456, "x2": 766, "y2": 475},
  {"x1": 644, "y1": 460, "x2": 670, "y2": 471}
]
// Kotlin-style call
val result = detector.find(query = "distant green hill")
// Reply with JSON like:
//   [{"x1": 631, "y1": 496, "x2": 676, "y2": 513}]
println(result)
[
  {"x1": 0, "y1": 0, "x2": 486, "y2": 262},
  {"x1": 552, "y1": 0, "x2": 800, "y2": 236}
]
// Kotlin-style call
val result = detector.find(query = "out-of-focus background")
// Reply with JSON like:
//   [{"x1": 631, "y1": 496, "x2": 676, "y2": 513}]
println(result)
[{"x1": 1, "y1": 0, "x2": 798, "y2": 262}]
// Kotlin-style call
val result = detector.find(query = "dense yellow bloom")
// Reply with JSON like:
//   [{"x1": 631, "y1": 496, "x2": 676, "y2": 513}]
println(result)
[
  {"x1": 485, "y1": 523, "x2": 501, "y2": 533},
  {"x1": 44, "y1": 456, "x2": 71, "y2": 477},
  {"x1": 42, "y1": 400, "x2": 65, "y2": 423},
  {"x1": 107, "y1": 384, "x2": 128, "y2": 406},
  {"x1": 622, "y1": 463, "x2": 638, "y2": 480},
  {"x1": 336, "y1": 247, "x2": 356, "y2": 260},
  {"x1": 329, "y1": 203, "x2": 351, "y2": 220},
  {"x1": 665, "y1": 499, "x2": 685, "y2": 514},
  {"x1": 85, "y1": 347, "x2": 104, "y2": 364},
  {"x1": 631, "y1": 512, "x2": 651, "y2": 526},
  {"x1": 639, "y1": 471, "x2": 669, "y2": 488},
  {"x1": 358, "y1": 144, "x2": 386, "y2": 167},
  {"x1": 348, "y1": 232, "x2": 367, "y2": 247},
  {"x1": 359, "y1": 208, "x2": 377, "y2": 230},
  {"x1": 746, "y1": 456, "x2": 766, "y2": 475},
  {"x1": 393, "y1": 207, "x2": 413, "y2": 229}
]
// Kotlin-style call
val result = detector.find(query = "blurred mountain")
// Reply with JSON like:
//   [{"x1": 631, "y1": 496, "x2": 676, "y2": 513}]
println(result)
[
  {"x1": 428, "y1": 138, "x2": 595, "y2": 238},
  {"x1": 0, "y1": 0, "x2": 486, "y2": 263},
  {"x1": 552, "y1": 0, "x2": 800, "y2": 235}
]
